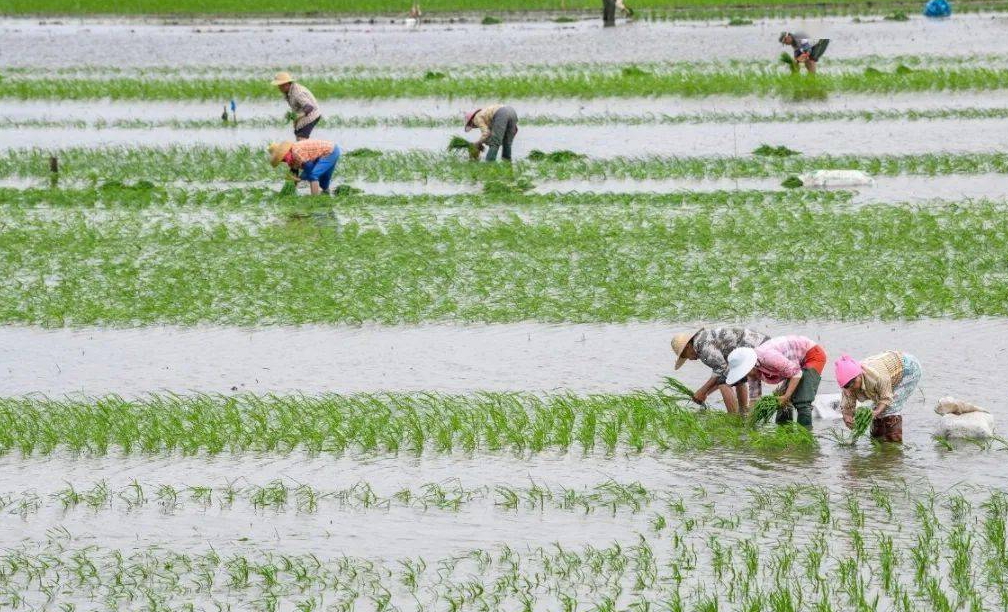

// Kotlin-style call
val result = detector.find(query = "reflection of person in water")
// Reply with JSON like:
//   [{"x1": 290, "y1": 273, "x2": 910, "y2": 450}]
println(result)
[{"x1": 779, "y1": 31, "x2": 830, "y2": 74}]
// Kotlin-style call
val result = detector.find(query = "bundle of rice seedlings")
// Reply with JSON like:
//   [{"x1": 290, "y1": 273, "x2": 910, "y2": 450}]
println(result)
[
  {"x1": 864, "y1": 67, "x2": 885, "y2": 77},
  {"x1": 895, "y1": 64, "x2": 915, "y2": 75},
  {"x1": 781, "y1": 176, "x2": 804, "y2": 189},
  {"x1": 752, "y1": 144, "x2": 800, "y2": 157},
  {"x1": 728, "y1": 17, "x2": 753, "y2": 25},
  {"x1": 779, "y1": 52, "x2": 799, "y2": 74},
  {"x1": 481, "y1": 15, "x2": 502, "y2": 25},
  {"x1": 749, "y1": 395, "x2": 780, "y2": 427},
  {"x1": 278, "y1": 178, "x2": 297, "y2": 197},
  {"x1": 447, "y1": 136, "x2": 471, "y2": 150},
  {"x1": 622, "y1": 65, "x2": 650, "y2": 78},
  {"x1": 850, "y1": 407, "x2": 874, "y2": 441},
  {"x1": 284, "y1": 110, "x2": 299, "y2": 122},
  {"x1": 483, "y1": 178, "x2": 534, "y2": 195},
  {"x1": 663, "y1": 377, "x2": 696, "y2": 401},
  {"x1": 332, "y1": 184, "x2": 363, "y2": 197},
  {"x1": 423, "y1": 71, "x2": 447, "y2": 80},
  {"x1": 884, "y1": 10, "x2": 909, "y2": 20}
]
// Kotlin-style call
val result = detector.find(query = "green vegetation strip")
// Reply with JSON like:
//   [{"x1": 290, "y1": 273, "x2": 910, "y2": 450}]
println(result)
[
  {"x1": 0, "y1": 192, "x2": 1004, "y2": 323},
  {"x1": 7, "y1": 66, "x2": 1008, "y2": 100},
  {"x1": 5, "y1": 0, "x2": 1003, "y2": 17},
  {"x1": 0, "y1": 484, "x2": 1005, "y2": 611},
  {"x1": 8, "y1": 147, "x2": 1008, "y2": 183},
  {"x1": 13, "y1": 105, "x2": 1008, "y2": 129},
  {"x1": 0, "y1": 393, "x2": 816, "y2": 455}
]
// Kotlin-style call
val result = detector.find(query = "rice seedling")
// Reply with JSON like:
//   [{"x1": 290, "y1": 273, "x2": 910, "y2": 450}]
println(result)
[
  {"x1": 727, "y1": 16, "x2": 753, "y2": 24},
  {"x1": 527, "y1": 149, "x2": 586, "y2": 162},
  {"x1": 884, "y1": 10, "x2": 910, "y2": 19},
  {"x1": 779, "y1": 52, "x2": 800, "y2": 74},
  {"x1": 480, "y1": 15, "x2": 502, "y2": 24},
  {"x1": 752, "y1": 144, "x2": 800, "y2": 157},
  {"x1": 749, "y1": 396, "x2": 780, "y2": 426}
]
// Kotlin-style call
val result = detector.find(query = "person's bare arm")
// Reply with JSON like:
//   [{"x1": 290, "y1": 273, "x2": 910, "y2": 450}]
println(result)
[
  {"x1": 777, "y1": 374, "x2": 803, "y2": 405},
  {"x1": 692, "y1": 375, "x2": 720, "y2": 404}
]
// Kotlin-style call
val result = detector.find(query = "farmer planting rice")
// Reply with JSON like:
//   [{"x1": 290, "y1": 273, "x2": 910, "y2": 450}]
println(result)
[
  {"x1": 726, "y1": 335, "x2": 827, "y2": 429},
  {"x1": 670, "y1": 327, "x2": 769, "y2": 415},
  {"x1": 268, "y1": 139, "x2": 341, "y2": 196},
  {"x1": 464, "y1": 105, "x2": 519, "y2": 162},
  {"x1": 779, "y1": 31, "x2": 829, "y2": 74},
  {"x1": 272, "y1": 72, "x2": 322, "y2": 140},
  {"x1": 835, "y1": 352, "x2": 923, "y2": 443}
]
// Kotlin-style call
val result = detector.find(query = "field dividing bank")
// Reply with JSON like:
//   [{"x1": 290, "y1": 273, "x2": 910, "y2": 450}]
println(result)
[
  {"x1": 8, "y1": 65, "x2": 1008, "y2": 100},
  {"x1": 5, "y1": 0, "x2": 1005, "y2": 17},
  {"x1": 0, "y1": 193, "x2": 1005, "y2": 324},
  {"x1": 8, "y1": 147, "x2": 1008, "y2": 182}
]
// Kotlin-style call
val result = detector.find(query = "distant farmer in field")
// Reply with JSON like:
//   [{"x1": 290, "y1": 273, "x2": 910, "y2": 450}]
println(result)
[
  {"x1": 726, "y1": 335, "x2": 827, "y2": 429},
  {"x1": 268, "y1": 139, "x2": 341, "y2": 196},
  {"x1": 465, "y1": 105, "x2": 519, "y2": 162},
  {"x1": 602, "y1": 0, "x2": 633, "y2": 26},
  {"x1": 671, "y1": 327, "x2": 769, "y2": 416},
  {"x1": 835, "y1": 351, "x2": 923, "y2": 443},
  {"x1": 272, "y1": 72, "x2": 322, "y2": 140},
  {"x1": 779, "y1": 31, "x2": 829, "y2": 74}
]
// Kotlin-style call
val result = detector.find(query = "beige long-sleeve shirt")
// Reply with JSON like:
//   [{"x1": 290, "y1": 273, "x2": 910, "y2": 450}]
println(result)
[
  {"x1": 470, "y1": 104, "x2": 503, "y2": 142},
  {"x1": 839, "y1": 350, "x2": 904, "y2": 417}
]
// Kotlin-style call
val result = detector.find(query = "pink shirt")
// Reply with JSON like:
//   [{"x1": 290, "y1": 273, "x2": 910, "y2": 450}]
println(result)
[{"x1": 754, "y1": 335, "x2": 816, "y2": 384}]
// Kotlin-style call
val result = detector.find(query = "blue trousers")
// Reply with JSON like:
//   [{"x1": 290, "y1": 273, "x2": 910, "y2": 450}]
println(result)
[{"x1": 300, "y1": 146, "x2": 341, "y2": 191}]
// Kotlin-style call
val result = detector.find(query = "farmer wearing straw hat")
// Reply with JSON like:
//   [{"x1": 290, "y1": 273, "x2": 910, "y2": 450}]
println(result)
[
  {"x1": 464, "y1": 105, "x2": 519, "y2": 162},
  {"x1": 268, "y1": 139, "x2": 341, "y2": 196},
  {"x1": 272, "y1": 72, "x2": 322, "y2": 140},
  {"x1": 671, "y1": 327, "x2": 769, "y2": 415},
  {"x1": 726, "y1": 335, "x2": 827, "y2": 429},
  {"x1": 779, "y1": 31, "x2": 829, "y2": 74},
  {"x1": 835, "y1": 352, "x2": 923, "y2": 443}
]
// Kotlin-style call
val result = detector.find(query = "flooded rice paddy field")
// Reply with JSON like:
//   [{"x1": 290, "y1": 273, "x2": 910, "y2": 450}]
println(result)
[{"x1": 2, "y1": 14, "x2": 1008, "y2": 611}]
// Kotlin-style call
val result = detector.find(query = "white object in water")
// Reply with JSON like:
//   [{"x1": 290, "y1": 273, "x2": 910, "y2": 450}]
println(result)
[
  {"x1": 800, "y1": 169, "x2": 875, "y2": 188},
  {"x1": 935, "y1": 412, "x2": 995, "y2": 440},
  {"x1": 405, "y1": 17, "x2": 419, "y2": 28},
  {"x1": 812, "y1": 394, "x2": 844, "y2": 420},
  {"x1": 935, "y1": 396, "x2": 989, "y2": 415}
]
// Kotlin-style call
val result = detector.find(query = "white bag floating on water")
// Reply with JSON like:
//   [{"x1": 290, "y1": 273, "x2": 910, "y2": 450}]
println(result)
[
  {"x1": 812, "y1": 394, "x2": 844, "y2": 420},
  {"x1": 935, "y1": 412, "x2": 995, "y2": 440},
  {"x1": 800, "y1": 169, "x2": 875, "y2": 188},
  {"x1": 935, "y1": 396, "x2": 989, "y2": 415}
]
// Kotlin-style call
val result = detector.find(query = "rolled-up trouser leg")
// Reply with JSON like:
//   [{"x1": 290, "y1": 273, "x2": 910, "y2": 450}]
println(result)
[{"x1": 485, "y1": 107, "x2": 514, "y2": 162}]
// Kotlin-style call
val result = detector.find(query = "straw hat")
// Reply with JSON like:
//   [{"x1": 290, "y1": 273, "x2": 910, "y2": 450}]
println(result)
[
  {"x1": 271, "y1": 71, "x2": 295, "y2": 86},
  {"x1": 670, "y1": 329, "x2": 702, "y2": 370},
  {"x1": 268, "y1": 141, "x2": 294, "y2": 167},
  {"x1": 725, "y1": 347, "x2": 758, "y2": 386},
  {"x1": 464, "y1": 108, "x2": 480, "y2": 132}
]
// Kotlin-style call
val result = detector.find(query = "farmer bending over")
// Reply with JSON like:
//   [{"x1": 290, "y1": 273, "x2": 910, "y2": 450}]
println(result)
[
  {"x1": 465, "y1": 105, "x2": 519, "y2": 162},
  {"x1": 671, "y1": 327, "x2": 769, "y2": 415},
  {"x1": 269, "y1": 139, "x2": 342, "y2": 196},
  {"x1": 779, "y1": 31, "x2": 829, "y2": 74},
  {"x1": 726, "y1": 335, "x2": 827, "y2": 429},
  {"x1": 835, "y1": 351, "x2": 923, "y2": 443},
  {"x1": 273, "y1": 72, "x2": 322, "y2": 140}
]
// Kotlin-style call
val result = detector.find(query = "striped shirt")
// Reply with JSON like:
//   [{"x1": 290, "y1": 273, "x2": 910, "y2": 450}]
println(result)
[
  {"x1": 839, "y1": 351, "x2": 905, "y2": 417},
  {"x1": 754, "y1": 335, "x2": 816, "y2": 384},
  {"x1": 470, "y1": 104, "x2": 503, "y2": 142},
  {"x1": 285, "y1": 83, "x2": 322, "y2": 130},
  {"x1": 289, "y1": 139, "x2": 334, "y2": 167}
]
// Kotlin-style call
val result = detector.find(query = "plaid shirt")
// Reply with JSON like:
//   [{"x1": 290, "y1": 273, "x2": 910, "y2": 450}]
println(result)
[
  {"x1": 693, "y1": 327, "x2": 768, "y2": 402},
  {"x1": 285, "y1": 83, "x2": 322, "y2": 130},
  {"x1": 289, "y1": 139, "x2": 334, "y2": 167},
  {"x1": 839, "y1": 351, "x2": 905, "y2": 417},
  {"x1": 470, "y1": 104, "x2": 503, "y2": 142}
]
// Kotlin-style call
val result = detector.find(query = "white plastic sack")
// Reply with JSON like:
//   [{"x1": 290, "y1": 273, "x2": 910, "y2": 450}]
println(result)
[
  {"x1": 935, "y1": 396, "x2": 989, "y2": 415},
  {"x1": 935, "y1": 412, "x2": 995, "y2": 440},
  {"x1": 800, "y1": 169, "x2": 875, "y2": 188},
  {"x1": 813, "y1": 394, "x2": 844, "y2": 420}
]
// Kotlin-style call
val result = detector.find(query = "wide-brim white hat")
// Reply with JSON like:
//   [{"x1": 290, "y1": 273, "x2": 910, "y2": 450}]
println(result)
[{"x1": 725, "y1": 347, "x2": 758, "y2": 386}]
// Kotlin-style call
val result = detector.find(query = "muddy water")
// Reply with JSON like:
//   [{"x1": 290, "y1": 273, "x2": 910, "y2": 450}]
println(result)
[
  {"x1": 0, "y1": 14, "x2": 1001, "y2": 68},
  {"x1": 5, "y1": 92, "x2": 1008, "y2": 123},
  {"x1": 6, "y1": 115, "x2": 1008, "y2": 157}
]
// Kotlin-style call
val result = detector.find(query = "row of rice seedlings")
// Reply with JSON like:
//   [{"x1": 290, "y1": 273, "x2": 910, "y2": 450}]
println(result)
[
  {"x1": 18, "y1": 103, "x2": 1008, "y2": 130},
  {"x1": 9, "y1": 146, "x2": 1008, "y2": 183},
  {"x1": 0, "y1": 197, "x2": 1005, "y2": 324},
  {"x1": 1, "y1": 478, "x2": 662, "y2": 516},
  {"x1": 8, "y1": 64, "x2": 1008, "y2": 100},
  {"x1": 6, "y1": 0, "x2": 1000, "y2": 18},
  {"x1": 0, "y1": 392, "x2": 819, "y2": 456},
  {"x1": 0, "y1": 485, "x2": 1005, "y2": 611}
]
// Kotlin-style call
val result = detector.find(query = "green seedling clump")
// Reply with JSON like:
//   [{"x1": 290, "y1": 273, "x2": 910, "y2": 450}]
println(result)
[
  {"x1": 527, "y1": 149, "x2": 586, "y2": 162},
  {"x1": 278, "y1": 180, "x2": 297, "y2": 197},
  {"x1": 896, "y1": 64, "x2": 915, "y2": 75},
  {"x1": 284, "y1": 110, "x2": 298, "y2": 122},
  {"x1": 851, "y1": 406, "x2": 874, "y2": 441},
  {"x1": 728, "y1": 16, "x2": 753, "y2": 25},
  {"x1": 483, "y1": 177, "x2": 534, "y2": 194},
  {"x1": 753, "y1": 144, "x2": 800, "y2": 157},
  {"x1": 884, "y1": 10, "x2": 909, "y2": 19},
  {"x1": 865, "y1": 66, "x2": 885, "y2": 76},
  {"x1": 344, "y1": 148, "x2": 383, "y2": 159},
  {"x1": 481, "y1": 15, "x2": 501, "y2": 24},
  {"x1": 781, "y1": 175, "x2": 804, "y2": 188},
  {"x1": 423, "y1": 70, "x2": 447, "y2": 80},
  {"x1": 553, "y1": 15, "x2": 576, "y2": 22},
  {"x1": 750, "y1": 395, "x2": 781, "y2": 426},
  {"x1": 779, "y1": 52, "x2": 799, "y2": 74},
  {"x1": 331, "y1": 184, "x2": 364, "y2": 196},
  {"x1": 621, "y1": 65, "x2": 651, "y2": 77}
]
